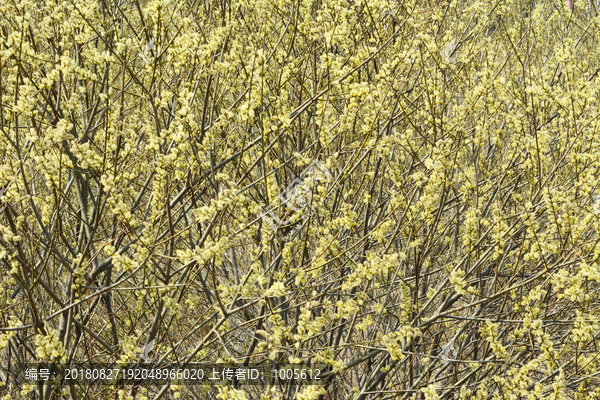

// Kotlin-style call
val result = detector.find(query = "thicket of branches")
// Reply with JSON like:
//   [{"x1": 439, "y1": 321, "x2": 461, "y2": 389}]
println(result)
[{"x1": 2, "y1": 0, "x2": 600, "y2": 398}]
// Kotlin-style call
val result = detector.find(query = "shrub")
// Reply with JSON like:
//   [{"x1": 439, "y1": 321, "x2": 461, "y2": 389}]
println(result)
[{"x1": 2, "y1": 0, "x2": 600, "y2": 398}]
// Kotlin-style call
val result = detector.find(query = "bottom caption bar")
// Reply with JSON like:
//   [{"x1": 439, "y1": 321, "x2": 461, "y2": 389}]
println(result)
[{"x1": 18, "y1": 364, "x2": 330, "y2": 386}]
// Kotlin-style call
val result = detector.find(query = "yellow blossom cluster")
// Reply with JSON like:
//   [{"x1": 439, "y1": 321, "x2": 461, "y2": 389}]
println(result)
[{"x1": 35, "y1": 328, "x2": 67, "y2": 362}]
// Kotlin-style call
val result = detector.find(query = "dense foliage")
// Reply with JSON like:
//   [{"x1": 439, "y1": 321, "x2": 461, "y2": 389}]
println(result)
[{"x1": 2, "y1": 0, "x2": 600, "y2": 398}]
